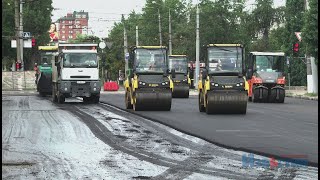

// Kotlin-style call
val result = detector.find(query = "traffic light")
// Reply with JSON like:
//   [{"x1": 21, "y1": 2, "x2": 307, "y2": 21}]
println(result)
[
  {"x1": 32, "y1": 38, "x2": 36, "y2": 47},
  {"x1": 293, "y1": 43, "x2": 299, "y2": 53},
  {"x1": 16, "y1": 62, "x2": 22, "y2": 70}
]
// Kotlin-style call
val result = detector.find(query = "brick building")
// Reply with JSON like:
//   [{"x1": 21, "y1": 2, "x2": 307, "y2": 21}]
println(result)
[{"x1": 56, "y1": 11, "x2": 89, "y2": 41}]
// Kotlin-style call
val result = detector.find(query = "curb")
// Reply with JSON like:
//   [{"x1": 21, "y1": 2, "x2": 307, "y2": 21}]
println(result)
[{"x1": 286, "y1": 94, "x2": 318, "y2": 101}]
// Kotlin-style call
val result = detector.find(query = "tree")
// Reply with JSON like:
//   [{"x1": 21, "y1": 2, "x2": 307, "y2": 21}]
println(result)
[
  {"x1": 249, "y1": 0, "x2": 285, "y2": 50},
  {"x1": 283, "y1": 0, "x2": 306, "y2": 86},
  {"x1": 2, "y1": 0, "x2": 17, "y2": 70},
  {"x1": 2, "y1": 0, "x2": 54, "y2": 70},
  {"x1": 302, "y1": 0, "x2": 318, "y2": 63}
]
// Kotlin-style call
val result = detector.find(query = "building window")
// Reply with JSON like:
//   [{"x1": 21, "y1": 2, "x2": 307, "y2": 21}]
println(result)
[
  {"x1": 69, "y1": 35, "x2": 73, "y2": 38},
  {"x1": 69, "y1": 21, "x2": 72, "y2": 24},
  {"x1": 69, "y1": 25, "x2": 73, "y2": 29},
  {"x1": 76, "y1": 20, "x2": 80, "y2": 24},
  {"x1": 62, "y1": 35, "x2": 65, "y2": 39},
  {"x1": 62, "y1": 20, "x2": 65, "y2": 23},
  {"x1": 62, "y1": 25, "x2": 65, "y2": 29},
  {"x1": 62, "y1": 31, "x2": 65, "y2": 33},
  {"x1": 69, "y1": 31, "x2": 73, "y2": 34}
]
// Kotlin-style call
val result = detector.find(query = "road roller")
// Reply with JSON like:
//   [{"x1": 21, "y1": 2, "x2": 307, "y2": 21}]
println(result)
[
  {"x1": 246, "y1": 52, "x2": 286, "y2": 103},
  {"x1": 124, "y1": 46, "x2": 174, "y2": 111},
  {"x1": 198, "y1": 44, "x2": 248, "y2": 114},
  {"x1": 36, "y1": 45, "x2": 59, "y2": 96},
  {"x1": 168, "y1": 55, "x2": 191, "y2": 98}
]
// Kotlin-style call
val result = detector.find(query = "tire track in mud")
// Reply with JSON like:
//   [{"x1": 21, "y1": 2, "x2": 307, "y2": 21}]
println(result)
[
  {"x1": 61, "y1": 104, "x2": 256, "y2": 180},
  {"x1": 98, "y1": 103, "x2": 243, "y2": 160},
  {"x1": 94, "y1": 103, "x2": 307, "y2": 180}
]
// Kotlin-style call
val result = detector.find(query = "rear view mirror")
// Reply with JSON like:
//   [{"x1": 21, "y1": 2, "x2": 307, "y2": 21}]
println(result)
[
  {"x1": 54, "y1": 56, "x2": 59, "y2": 66},
  {"x1": 171, "y1": 69, "x2": 176, "y2": 78},
  {"x1": 247, "y1": 68, "x2": 253, "y2": 79},
  {"x1": 128, "y1": 69, "x2": 134, "y2": 79},
  {"x1": 163, "y1": 68, "x2": 169, "y2": 77},
  {"x1": 202, "y1": 69, "x2": 208, "y2": 79}
]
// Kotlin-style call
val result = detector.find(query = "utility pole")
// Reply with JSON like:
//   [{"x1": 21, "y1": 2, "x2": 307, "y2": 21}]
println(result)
[
  {"x1": 158, "y1": 9, "x2": 162, "y2": 46},
  {"x1": 168, "y1": 9, "x2": 172, "y2": 55},
  {"x1": 124, "y1": 24, "x2": 128, "y2": 77},
  {"x1": 136, "y1": 26, "x2": 139, "y2": 46},
  {"x1": 20, "y1": 0, "x2": 24, "y2": 71},
  {"x1": 195, "y1": 5, "x2": 200, "y2": 89},
  {"x1": 15, "y1": 0, "x2": 21, "y2": 71}
]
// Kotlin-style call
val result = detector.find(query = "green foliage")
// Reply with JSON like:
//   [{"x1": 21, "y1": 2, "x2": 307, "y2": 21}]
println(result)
[
  {"x1": 2, "y1": 0, "x2": 17, "y2": 70},
  {"x1": 2, "y1": 0, "x2": 54, "y2": 70},
  {"x1": 302, "y1": 0, "x2": 318, "y2": 63},
  {"x1": 69, "y1": 34, "x2": 101, "y2": 43},
  {"x1": 105, "y1": 0, "x2": 317, "y2": 85}
]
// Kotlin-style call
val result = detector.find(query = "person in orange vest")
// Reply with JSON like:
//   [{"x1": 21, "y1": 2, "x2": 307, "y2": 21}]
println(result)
[{"x1": 34, "y1": 63, "x2": 39, "y2": 84}]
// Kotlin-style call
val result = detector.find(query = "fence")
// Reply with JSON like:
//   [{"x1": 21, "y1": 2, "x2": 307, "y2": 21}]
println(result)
[{"x1": 2, "y1": 71, "x2": 37, "y2": 90}]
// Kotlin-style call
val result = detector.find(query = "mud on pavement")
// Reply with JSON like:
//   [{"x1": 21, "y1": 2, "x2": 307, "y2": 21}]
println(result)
[{"x1": 2, "y1": 95, "x2": 318, "y2": 179}]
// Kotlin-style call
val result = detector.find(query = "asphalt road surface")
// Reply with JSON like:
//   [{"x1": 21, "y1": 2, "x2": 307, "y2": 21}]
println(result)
[
  {"x1": 100, "y1": 93, "x2": 318, "y2": 166},
  {"x1": 2, "y1": 93, "x2": 318, "y2": 179}
]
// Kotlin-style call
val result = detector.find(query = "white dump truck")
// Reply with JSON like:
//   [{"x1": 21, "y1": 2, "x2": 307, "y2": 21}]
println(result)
[{"x1": 52, "y1": 43, "x2": 101, "y2": 103}]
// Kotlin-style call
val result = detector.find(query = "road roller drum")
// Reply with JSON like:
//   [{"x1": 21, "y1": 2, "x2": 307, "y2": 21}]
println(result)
[
  {"x1": 205, "y1": 91, "x2": 247, "y2": 114},
  {"x1": 133, "y1": 89, "x2": 172, "y2": 111}
]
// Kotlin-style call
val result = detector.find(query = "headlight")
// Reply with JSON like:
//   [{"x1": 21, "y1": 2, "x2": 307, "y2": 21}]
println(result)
[
  {"x1": 165, "y1": 82, "x2": 168, "y2": 84},
  {"x1": 94, "y1": 83, "x2": 97, "y2": 87},
  {"x1": 240, "y1": 82, "x2": 243, "y2": 86},
  {"x1": 139, "y1": 81, "x2": 142, "y2": 85},
  {"x1": 162, "y1": 82, "x2": 165, "y2": 85},
  {"x1": 236, "y1": 84, "x2": 240, "y2": 87},
  {"x1": 142, "y1": 82, "x2": 146, "y2": 85},
  {"x1": 211, "y1": 82, "x2": 215, "y2": 86},
  {"x1": 214, "y1": 84, "x2": 218, "y2": 87}
]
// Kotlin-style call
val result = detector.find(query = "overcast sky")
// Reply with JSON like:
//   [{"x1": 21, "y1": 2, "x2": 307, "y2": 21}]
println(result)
[{"x1": 51, "y1": 0, "x2": 285, "y2": 38}]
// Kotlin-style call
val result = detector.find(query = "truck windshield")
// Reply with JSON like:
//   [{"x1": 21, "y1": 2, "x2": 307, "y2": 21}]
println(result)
[
  {"x1": 207, "y1": 47, "x2": 242, "y2": 74},
  {"x1": 63, "y1": 53, "x2": 97, "y2": 68},
  {"x1": 168, "y1": 57, "x2": 188, "y2": 73},
  {"x1": 134, "y1": 48, "x2": 166, "y2": 73},
  {"x1": 41, "y1": 52, "x2": 56, "y2": 65},
  {"x1": 254, "y1": 55, "x2": 285, "y2": 73}
]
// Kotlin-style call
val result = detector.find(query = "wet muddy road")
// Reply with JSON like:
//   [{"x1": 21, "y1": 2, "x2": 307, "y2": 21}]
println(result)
[{"x1": 2, "y1": 94, "x2": 318, "y2": 179}]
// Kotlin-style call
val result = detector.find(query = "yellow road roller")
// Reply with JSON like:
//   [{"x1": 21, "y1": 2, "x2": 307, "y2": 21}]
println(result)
[
  {"x1": 168, "y1": 55, "x2": 191, "y2": 98},
  {"x1": 124, "y1": 46, "x2": 174, "y2": 111},
  {"x1": 198, "y1": 44, "x2": 248, "y2": 114}
]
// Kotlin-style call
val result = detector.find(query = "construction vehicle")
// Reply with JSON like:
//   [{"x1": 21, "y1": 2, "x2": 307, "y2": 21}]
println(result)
[
  {"x1": 246, "y1": 52, "x2": 286, "y2": 103},
  {"x1": 36, "y1": 45, "x2": 59, "y2": 96},
  {"x1": 52, "y1": 43, "x2": 101, "y2": 103},
  {"x1": 198, "y1": 44, "x2": 248, "y2": 114},
  {"x1": 168, "y1": 55, "x2": 191, "y2": 98},
  {"x1": 124, "y1": 46, "x2": 174, "y2": 111}
]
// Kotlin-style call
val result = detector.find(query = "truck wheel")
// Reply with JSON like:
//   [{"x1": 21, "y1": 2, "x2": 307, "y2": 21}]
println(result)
[
  {"x1": 93, "y1": 95, "x2": 100, "y2": 103},
  {"x1": 52, "y1": 86, "x2": 58, "y2": 103},
  {"x1": 198, "y1": 91, "x2": 205, "y2": 112},
  {"x1": 58, "y1": 94, "x2": 65, "y2": 104},
  {"x1": 83, "y1": 97, "x2": 91, "y2": 103}
]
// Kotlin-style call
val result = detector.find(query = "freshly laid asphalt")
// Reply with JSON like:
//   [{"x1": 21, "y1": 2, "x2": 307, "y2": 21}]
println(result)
[{"x1": 100, "y1": 93, "x2": 318, "y2": 166}]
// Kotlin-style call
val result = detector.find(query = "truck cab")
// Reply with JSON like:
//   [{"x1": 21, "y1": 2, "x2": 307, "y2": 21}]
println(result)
[{"x1": 52, "y1": 43, "x2": 101, "y2": 103}]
